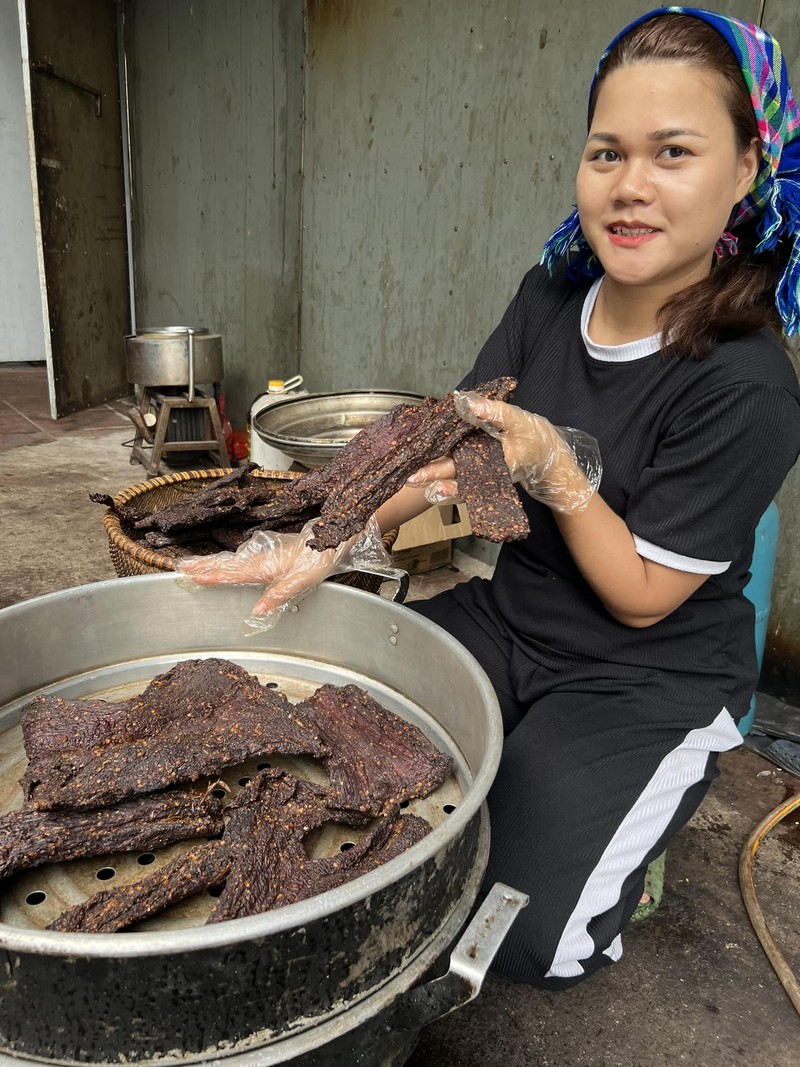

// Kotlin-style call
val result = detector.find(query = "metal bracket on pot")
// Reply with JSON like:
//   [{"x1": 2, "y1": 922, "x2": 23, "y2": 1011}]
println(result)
[
  {"x1": 355, "y1": 566, "x2": 410, "y2": 604},
  {"x1": 391, "y1": 882, "x2": 529, "y2": 1032}
]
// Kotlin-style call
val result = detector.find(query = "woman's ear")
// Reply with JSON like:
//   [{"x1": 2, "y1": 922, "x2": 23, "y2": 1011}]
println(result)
[{"x1": 735, "y1": 137, "x2": 761, "y2": 201}]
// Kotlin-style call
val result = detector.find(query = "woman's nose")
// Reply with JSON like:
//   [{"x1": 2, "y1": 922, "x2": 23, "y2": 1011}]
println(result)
[{"x1": 611, "y1": 159, "x2": 654, "y2": 203}]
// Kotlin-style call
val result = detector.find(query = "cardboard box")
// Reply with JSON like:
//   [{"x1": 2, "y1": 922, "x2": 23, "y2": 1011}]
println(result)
[
  {"x1": 392, "y1": 503, "x2": 471, "y2": 551},
  {"x1": 390, "y1": 503, "x2": 472, "y2": 573},
  {"x1": 391, "y1": 540, "x2": 455, "y2": 575}
]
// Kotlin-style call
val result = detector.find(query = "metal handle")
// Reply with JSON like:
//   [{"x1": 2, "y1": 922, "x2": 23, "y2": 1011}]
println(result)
[
  {"x1": 186, "y1": 328, "x2": 196, "y2": 402},
  {"x1": 391, "y1": 882, "x2": 529, "y2": 1031},
  {"x1": 357, "y1": 566, "x2": 409, "y2": 604}
]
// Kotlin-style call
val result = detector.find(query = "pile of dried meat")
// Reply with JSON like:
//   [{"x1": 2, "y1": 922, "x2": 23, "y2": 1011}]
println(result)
[
  {"x1": 92, "y1": 377, "x2": 530, "y2": 555},
  {"x1": 3, "y1": 658, "x2": 454, "y2": 932}
]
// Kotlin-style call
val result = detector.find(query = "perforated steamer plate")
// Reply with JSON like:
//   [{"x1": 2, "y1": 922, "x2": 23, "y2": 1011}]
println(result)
[{"x1": 0, "y1": 657, "x2": 465, "y2": 934}]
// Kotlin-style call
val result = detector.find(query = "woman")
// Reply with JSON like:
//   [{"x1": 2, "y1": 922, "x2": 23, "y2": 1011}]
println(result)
[{"x1": 185, "y1": 8, "x2": 800, "y2": 988}]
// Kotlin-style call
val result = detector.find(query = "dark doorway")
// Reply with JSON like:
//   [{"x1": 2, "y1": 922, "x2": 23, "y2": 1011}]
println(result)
[{"x1": 25, "y1": 0, "x2": 129, "y2": 415}]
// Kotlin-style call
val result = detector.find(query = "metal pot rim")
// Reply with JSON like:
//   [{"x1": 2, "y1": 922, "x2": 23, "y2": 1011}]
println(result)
[
  {"x1": 0, "y1": 576, "x2": 502, "y2": 960},
  {"x1": 253, "y1": 390, "x2": 428, "y2": 451}
]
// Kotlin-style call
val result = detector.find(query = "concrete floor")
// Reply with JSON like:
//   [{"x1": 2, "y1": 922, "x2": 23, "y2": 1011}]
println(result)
[{"x1": 1, "y1": 364, "x2": 798, "y2": 1066}]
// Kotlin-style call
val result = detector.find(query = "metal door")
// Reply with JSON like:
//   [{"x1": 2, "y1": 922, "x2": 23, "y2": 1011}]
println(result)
[{"x1": 25, "y1": 0, "x2": 129, "y2": 415}]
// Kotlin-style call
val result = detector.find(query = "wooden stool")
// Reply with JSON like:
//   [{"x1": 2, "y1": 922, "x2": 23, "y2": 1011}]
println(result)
[{"x1": 129, "y1": 391, "x2": 228, "y2": 476}]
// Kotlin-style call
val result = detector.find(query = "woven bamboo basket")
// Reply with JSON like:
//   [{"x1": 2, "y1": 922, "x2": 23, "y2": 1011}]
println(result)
[{"x1": 101, "y1": 468, "x2": 398, "y2": 594}]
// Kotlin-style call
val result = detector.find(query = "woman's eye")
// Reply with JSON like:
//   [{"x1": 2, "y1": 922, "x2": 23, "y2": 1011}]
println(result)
[
  {"x1": 659, "y1": 145, "x2": 688, "y2": 160},
  {"x1": 591, "y1": 149, "x2": 619, "y2": 163}
]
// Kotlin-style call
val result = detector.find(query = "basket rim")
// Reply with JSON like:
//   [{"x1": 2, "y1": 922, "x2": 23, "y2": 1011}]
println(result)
[{"x1": 103, "y1": 467, "x2": 302, "y2": 572}]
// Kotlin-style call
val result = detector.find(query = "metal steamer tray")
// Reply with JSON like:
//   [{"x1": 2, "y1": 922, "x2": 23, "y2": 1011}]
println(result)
[{"x1": 0, "y1": 576, "x2": 519, "y2": 1067}]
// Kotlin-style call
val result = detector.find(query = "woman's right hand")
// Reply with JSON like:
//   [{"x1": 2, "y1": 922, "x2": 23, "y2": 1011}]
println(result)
[
  {"x1": 176, "y1": 516, "x2": 390, "y2": 624},
  {"x1": 405, "y1": 456, "x2": 462, "y2": 504}
]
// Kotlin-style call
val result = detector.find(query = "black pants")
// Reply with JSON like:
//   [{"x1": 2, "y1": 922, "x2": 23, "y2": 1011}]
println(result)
[{"x1": 409, "y1": 578, "x2": 742, "y2": 989}]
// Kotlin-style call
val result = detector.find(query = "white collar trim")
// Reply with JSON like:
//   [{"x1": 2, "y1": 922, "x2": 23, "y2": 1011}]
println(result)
[{"x1": 581, "y1": 279, "x2": 664, "y2": 362}]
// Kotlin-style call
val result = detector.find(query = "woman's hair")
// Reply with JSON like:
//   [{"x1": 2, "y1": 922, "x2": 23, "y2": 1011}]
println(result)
[{"x1": 589, "y1": 13, "x2": 784, "y2": 359}]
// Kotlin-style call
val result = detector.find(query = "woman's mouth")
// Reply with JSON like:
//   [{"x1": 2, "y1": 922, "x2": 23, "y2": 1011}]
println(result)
[{"x1": 607, "y1": 225, "x2": 660, "y2": 246}]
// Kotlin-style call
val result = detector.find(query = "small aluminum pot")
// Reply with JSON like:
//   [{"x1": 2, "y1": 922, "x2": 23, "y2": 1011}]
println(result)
[{"x1": 125, "y1": 326, "x2": 224, "y2": 389}]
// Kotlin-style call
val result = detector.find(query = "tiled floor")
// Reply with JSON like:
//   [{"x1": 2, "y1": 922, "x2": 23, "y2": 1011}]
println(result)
[{"x1": 0, "y1": 363, "x2": 134, "y2": 451}]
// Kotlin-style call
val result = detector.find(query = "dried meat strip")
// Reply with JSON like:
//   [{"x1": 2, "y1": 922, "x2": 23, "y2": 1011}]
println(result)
[
  {"x1": 0, "y1": 789, "x2": 224, "y2": 880},
  {"x1": 208, "y1": 770, "x2": 429, "y2": 921},
  {"x1": 283, "y1": 403, "x2": 423, "y2": 512},
  {"x1": 301, "y1": 378, "x2": 517, "y2": 550},
  {"x1": 451, "y1": 432, "x2": 530, "y2": 541},
  {"x1": 89, "y1": 466, "x2": 251, "y2": 528},
  {"x1": 48, "y1": 840, "x2": 231, "y2": 933},
  {"x1": 21, "y1": 660, "x2": 325, "y2": 812},
  {"x1": 51, "y1": 770, "x2": 428, "y2": 932},
  {"x1": 295, "y1": 684, "x2": 454, "y2": 816},
  {"x1": 208, "y1": 769, "x2": 366, "y2": 921},
  {"x1": 49, "y1": 770, "x2": 361, "y2": 931},
  {"x1": 22, "y1": 659, "x2": 290, "y2": 758},
  {"x1": 91, "y1": 467, "x2": 309, "y2": 540},
  {"x1": 291, "y1": 808, "x2": 430, "y2": 901}
]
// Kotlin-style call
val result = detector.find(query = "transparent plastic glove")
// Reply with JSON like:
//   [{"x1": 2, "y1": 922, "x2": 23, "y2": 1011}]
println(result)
[
  {"x1": 406, "y1": 457, "x2": 461, "y2": 505},
  {"x1": 453, "y1": 392, "x2": 602, "y2": 512},
  {"x1": 175, "y1": 516, "x2": 393, "y2": 632}
]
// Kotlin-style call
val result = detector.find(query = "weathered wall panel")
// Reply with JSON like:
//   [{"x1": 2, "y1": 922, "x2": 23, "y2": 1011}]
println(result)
[
  {"x1": 126, "y1": 0, "x2": 303, "y2": 426},
  {"x1": 0, "y1": 0, "x2": 47, "y2": 365},
  {"x1": 300, "y1": 0, "x2": 757, "y2": 395}
]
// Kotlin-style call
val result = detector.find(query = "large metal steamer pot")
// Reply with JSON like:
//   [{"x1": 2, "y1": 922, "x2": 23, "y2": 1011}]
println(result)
[{"x1": 0, "y1": 576, "x2": 522, "y2": 1066}]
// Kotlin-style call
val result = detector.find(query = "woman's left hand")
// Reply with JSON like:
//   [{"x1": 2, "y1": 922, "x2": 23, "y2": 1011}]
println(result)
[{"x1": 453, "y1": 392, "x2": 602, "y2": 512}]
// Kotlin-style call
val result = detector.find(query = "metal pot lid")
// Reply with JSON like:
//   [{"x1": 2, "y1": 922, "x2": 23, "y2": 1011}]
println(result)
[{"x1": 253, "y1": 390, "x2": 427, "y2": 468}]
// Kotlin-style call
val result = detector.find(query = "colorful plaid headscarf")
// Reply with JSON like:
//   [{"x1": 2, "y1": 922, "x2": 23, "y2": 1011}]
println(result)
[{"x1": 539, "y1": 7, "x2": 800, "y2": 333}]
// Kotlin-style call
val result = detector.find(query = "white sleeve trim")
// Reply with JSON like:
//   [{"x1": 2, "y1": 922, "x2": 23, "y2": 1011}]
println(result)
[{"x1": 633, "y1": 535, "x2": 730, "y2": 575}]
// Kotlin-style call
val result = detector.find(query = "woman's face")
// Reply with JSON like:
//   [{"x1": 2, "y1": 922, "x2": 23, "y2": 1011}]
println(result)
[{"x1": 576, "y1": 60, "x2": 760, "y2": 297}]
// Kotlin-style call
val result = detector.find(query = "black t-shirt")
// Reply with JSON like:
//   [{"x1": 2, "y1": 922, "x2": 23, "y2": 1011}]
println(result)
[{"x1": 460, "y1": 265, "x2": 800, "y2": 714}]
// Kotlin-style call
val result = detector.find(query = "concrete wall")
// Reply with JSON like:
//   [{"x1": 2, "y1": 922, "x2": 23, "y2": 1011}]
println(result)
[
  {"x1": 125, "y1": 0, "x2": 304, "y2": 426},
  {"x1": 0, "y1": 0, "x2": 47, "y2": 364},
  {"x1": 299, "y1": 0, "x2": 757, "y2": 396}
]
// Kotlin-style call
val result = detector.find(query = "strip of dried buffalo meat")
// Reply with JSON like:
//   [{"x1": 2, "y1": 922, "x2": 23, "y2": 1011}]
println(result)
[
  {"x1": 50, "y1": 770, "x2": 364, "y2": 931},
  {"x1": 22, "y1": 658, "x2": 287, "y2": 757},
  {"x1": 291, "y1": 807, "x2": 430, "y2": 900},
  {"x1": 295, "y1": 684, "x2": 454, "y2": 816},
  {"x1": 21, "y1": 659, "x2": 324, "y2": 812},
  {"x1": 283, "y1": 403, "x2": 423, "y2": 512},
  {"x1": 208, "y1": 769, "x2": 368, "y2": 921},
  {"x1": 51, "y1": 769, "x2": 429, "y2": 932},
  {"x1": 296, "y1": 377, "x2": 517, "y2": 550},
  {"x1": 451, "y1": 431, "x2": 530, "y2": 541},
  {"x1": 0, "y1": 789, "x2": 224, "y2": 881},
  {"x1": 89, "y1": 465, "x2": 251, "y2": 528},
  {"x1": 208, "y1": 769, "x2": 429, "y2": 921},
  {"x1": 92, "y1": 466, "x2": 313, "y2": 540},
  {"x1": 48, "y1": 840, "x2": 231, "y2": 933}
]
